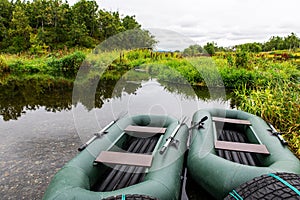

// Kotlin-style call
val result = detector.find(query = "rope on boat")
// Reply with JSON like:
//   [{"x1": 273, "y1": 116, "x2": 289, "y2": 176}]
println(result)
[
  {"x1": 229, "y1": 190, "x2": 243, "y2": 200},
  {"x1": 268, "y1": 173, "x2": 300, "y2": 196},
  {"x1": 102, "y1": 194, "x2": 159, "y2": 200},
  {"x1": 224, "y1": 173, "x2": 300, "y2": 199}
]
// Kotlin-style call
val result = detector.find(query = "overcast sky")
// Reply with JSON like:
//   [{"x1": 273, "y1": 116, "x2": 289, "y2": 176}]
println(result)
[{"x1": 97, "y1": 0, "x2": 299, "y2": 50}]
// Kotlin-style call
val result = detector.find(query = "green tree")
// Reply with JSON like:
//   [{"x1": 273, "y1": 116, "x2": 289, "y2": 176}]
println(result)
[
  {"x1": 0, "y1": 0, "x2": 152, "y2": 51},
  {"x1": 236, "y1": 42, "x2": 262, "y2": 53},
  {"x1": 0, "y1": 0, "x2": 12, "y2": 33},
  {"x1": 203, "y1": 42, "x2": 216, "y2": 56},
  {"x1": 26, "y1": 0, "x2": 73, "y2": 48},
  {"x1": 98, "y1": 10, "x2": 125, "y2": 41},
  {"x1": 7, "y1": 5, "x2": 32, "y2": 52},
  {"x1": 284, "y1": 33, "x2": 299, "y2": 51},
  {"x1": 122, "y1": 15, "x2": 141, "y2": 30},
  {"x1": 99, "y1": 28, "x2": 156, "y2": 51},
  {"x1": 28, "y1": 0, "x2": 51, "y2": 30},
  {"x1": 263, "y1": 36, "x2": 285, "y2": 51},
  {"x1": 68, "y1": 21, "x2": 94, "y2": 47},
  {"x1": 0, "y1": 0, "x2": 12, "y2": 49},
  {"x1": 182, "y1": 44, "x2": 203, "y2": 56},
  {"x1": 72, "y1": 0, "x2": 98, "y2": 37},
  {"x1": 26, "y1": 0, "x2": 52, "y2": 48},
  {"x1": 66, "y1": 0, "x2": 98, "y2": 47},
  {"x1": 44, "y1": 0, "x2": 72, "y2": 47}
]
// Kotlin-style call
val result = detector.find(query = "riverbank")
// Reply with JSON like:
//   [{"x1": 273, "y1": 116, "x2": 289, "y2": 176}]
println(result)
[{"x1": 0, "y1": 49, "x2": 299, "y2": 158}]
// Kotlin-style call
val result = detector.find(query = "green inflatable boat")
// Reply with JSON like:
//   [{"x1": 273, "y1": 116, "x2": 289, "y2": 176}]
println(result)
[
  {"x1": 187, "y1": 108, "x2": 300, "y2": 200},
  {"x1": 43, "y1": 115, "x2": 188, "y2": 200}
]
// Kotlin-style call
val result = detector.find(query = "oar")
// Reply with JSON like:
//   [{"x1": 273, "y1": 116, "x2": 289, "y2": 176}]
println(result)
[
  {"x1": 78, "y1": 111, "x2": 127, "y2": 151},
  {"x1": 267, "y1": 123, "x2": 288, "y2": 145},
  {"x1": 180, "y1": 151, "x2": 189, "y2": 200},
  {"x1": 188, "y1": 116, "x2": 208, "y2": 130},
  {"x1": 159, "y1": 116, "x2": 187, "y2": 154}
]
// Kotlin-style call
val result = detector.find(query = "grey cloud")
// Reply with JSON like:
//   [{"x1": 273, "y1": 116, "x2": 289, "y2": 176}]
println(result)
[
  {"x1": 148, "y1": 28, "x2": 196, "y2": 51},
  {"x1": 99, "y1": 0, "x2": 300, "y2": 47}
]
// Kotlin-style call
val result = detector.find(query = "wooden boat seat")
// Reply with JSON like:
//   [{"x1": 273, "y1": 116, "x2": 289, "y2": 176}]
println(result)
[
  {"x1": 213, "y1": 117, "x2": 270, "y2": 155},
  {"x1": 213, "y1": 117, "x2": 251, "y2": 125},
  {"x1": 92, "y1": 136, "x2": 159, "y2": 192},
  {"x1": 215, "y1": 127, "x2": 269, "y2": 166},
  {"x1": 215, "y1": 141, "x2": 269, "y2": 155},
  {"x1": 95, "y1": 151, "x2": 153, "y2": 167},
  {"x1": 124, "y1": 125, "x2": 166, "y2": 135}
]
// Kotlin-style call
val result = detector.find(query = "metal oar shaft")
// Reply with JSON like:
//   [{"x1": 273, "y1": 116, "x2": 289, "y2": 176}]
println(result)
[
  {"x1": 268, "y1": 123, "x2": 288, "y2": 145},
  {"x1": 159, "y1": 116, "x2": 187, "y2": 154},
  {"x1": 78, "y1": 112, "x2": 127, "y2": 151},
  {"x1": 159, "y1": 123, "x2": 182, "y2": 154},
  {"x1": 78, "y1": 120, "x2": 114, "y2": 151},
  {"x1": 98, "y1": 120, "x2": 115, "y2": 134}
]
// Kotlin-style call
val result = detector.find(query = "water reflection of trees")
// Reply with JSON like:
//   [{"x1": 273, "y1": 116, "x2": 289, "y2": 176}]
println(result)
[
  {"x1": 0, "y1": 74, "x2": 232, "y2": 121},
  {"x1": 0, "y1": 78, "x2": 74, "y2": 121},
  {"x1": 0, "y1": 77, "x2": 142, "y2": 121},
  {"x1": 72, "y1": 79, "x2": 141, "y2": 111}
]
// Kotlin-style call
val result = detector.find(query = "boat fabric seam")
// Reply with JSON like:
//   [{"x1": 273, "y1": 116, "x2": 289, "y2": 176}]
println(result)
[{"x1": 268, "y1": 173, "x2": 300, "y2": 196}]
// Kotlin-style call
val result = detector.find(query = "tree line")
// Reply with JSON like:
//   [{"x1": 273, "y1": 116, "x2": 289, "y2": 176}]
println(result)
[
  {"x1": 0, "y1": 0, "x2": 155, "y2": 53},
  {"x1": 183, "y1": 33, "x2": 300, "y2": 56},
  {"x1": 237, "y1": 33, "x2": 300, "y2": 52}
]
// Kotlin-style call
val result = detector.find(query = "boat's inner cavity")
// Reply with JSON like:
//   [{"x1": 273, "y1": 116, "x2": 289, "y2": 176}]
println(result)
[
  {"x1": 92, "y1": 135, "x2": 159, "y2": 192},
  {"x1": 216, "y1": 125, "x2": 261, "y2": 166}
]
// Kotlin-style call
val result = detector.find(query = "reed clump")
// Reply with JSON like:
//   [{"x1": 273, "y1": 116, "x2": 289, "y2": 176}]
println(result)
[{"x1": 235, "y1": 81, "x2": 300, "y2": 158}]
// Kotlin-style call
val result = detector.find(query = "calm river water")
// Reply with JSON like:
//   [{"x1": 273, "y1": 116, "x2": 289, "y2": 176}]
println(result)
[{"x1": 0, "y1": 72, "x2": 233, "y2": 199}]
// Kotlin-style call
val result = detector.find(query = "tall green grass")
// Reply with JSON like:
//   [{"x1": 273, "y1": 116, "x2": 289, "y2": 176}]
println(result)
[{"x1": 235, "y1": 81, "x2": 300, "y2": 158}]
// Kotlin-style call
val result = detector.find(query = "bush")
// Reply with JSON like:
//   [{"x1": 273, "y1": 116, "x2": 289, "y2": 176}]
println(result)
[
  {"x1": 47, "y1": 51, "x2": 86, "y2": 73},
  {"x1": 0, "y1": 56, "x2": 10, "y2": 73},
  {"x1": 235, "y1": 50, "x2": 250, "y2": 68},
  {"x1": 219, "y1": 67, "x2": 260, "y2": 88},
  {"x1": 9, "y1": 60, "x2": 25, "y2": 73},
  {"x1": 60, "y1": 51, "x2": 86, "y2": 71},
  {"x1": 226, "y1": 53, "x2": 235, "y2": 67}
]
